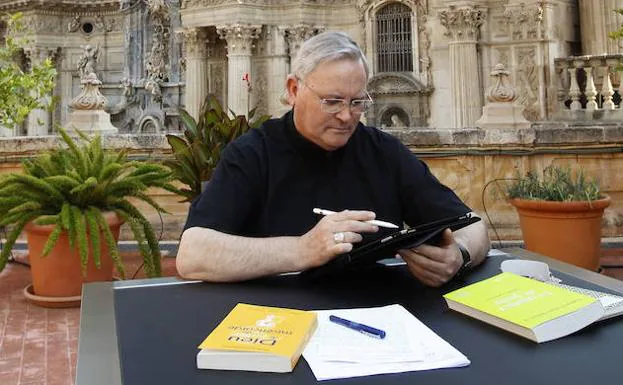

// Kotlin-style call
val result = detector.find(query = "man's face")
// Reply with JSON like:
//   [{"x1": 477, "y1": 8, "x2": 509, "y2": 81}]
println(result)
[{"x1": 287, "y1": 59, "x2": 368, "y2": 151}]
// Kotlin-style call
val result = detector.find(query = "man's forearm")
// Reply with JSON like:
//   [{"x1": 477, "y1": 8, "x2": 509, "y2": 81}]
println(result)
[
  {"x1": 176, "y1": 227, "x2": 305, "y2": 282},
  {"x1": 454, "y1": 220, "x2": 490, "y2": 267}
]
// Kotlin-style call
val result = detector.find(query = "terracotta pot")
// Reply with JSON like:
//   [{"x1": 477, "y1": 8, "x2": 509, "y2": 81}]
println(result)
[
  {"x1": 509, "y1": 196, "x2": 611, "y2": 271},
  {"x1": 25, "y1": 212, "x2": 123, "y2": 300}
]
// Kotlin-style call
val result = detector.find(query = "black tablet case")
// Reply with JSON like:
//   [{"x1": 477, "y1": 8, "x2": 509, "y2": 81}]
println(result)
[{"x1": 303, "y1": 213, "x2": 481, "y2": 277}]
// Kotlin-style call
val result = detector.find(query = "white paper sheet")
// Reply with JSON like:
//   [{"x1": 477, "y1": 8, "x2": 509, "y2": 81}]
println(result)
[{"x1": 302, "y1": 304, "x2": 470, "y2": 381}]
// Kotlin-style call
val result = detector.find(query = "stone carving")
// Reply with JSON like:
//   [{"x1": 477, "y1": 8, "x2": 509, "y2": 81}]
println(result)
[
  {"x1": 368, "y1": 73, "x2": 426, "y2": 95},
  {"x1": 120, "y1": 0, "x2": 141, "y2": 11},
  {"x1": 69, "y1": 73, "x2": 108, "y2": 110},
  {"x1": 485, "y1": 63, "x2": 516, "y2": 103},
  {"x1": 210, "y1": 62, "x2": 226, "y2": 101},
  {"x1": 150, "y1": 0, "x2": 170, "y2": 14},
  {"x1": 145, "y1": 79, "x2": 163, "y2": 103},
  {"x1": 23, "y1": 15, "x2": 62, "y2": 34},
  {"x1": 503, "y1": 2, "x2": 544, "y2": 40},
  {"x1": 475, "y1": 63, "x2": 531, "y2": 129},
  {"x1": 145, "y1": 0, "x2": 172, "y2": 103},
  {"x1": 390, "y1": 114, "x2": 407, "y2": 127},
  {"x1": 418, "y1": 26, "x2": 432, "y2": 86},
  {"x1": 68, "y1": 56, "x2": 117, "y2": 133},
  {"x1": 517, "y1": 47, "x2": 540, "y2": 120},
  {"x1": 494, "y1": 48, "x2": 509, "y2": 67},
  {"x1": 95, "y1": 15, "x2": 115, "y2": 33},
  {"x1": 379, "y1": 106, "x2": 410, "y2": 129},
  {"x1": 357, "y1": 0, "x2": 424, "y2": 21},
  {"x1": 438, "y1": 5, "x2": 486, "y2": 41},
  {"x1": 23, "y1": 47, "x2": 60, "y2": 67},
  {"x1": 179, "y1": 28, "x2": 209, "y2": 58},
  {"x1": 252, "y1": 62, "x2": 268, "y2": 115},
  {"x1": 77, "y1": 44, "x2": 100, "y2": 79},
  {"x1": 121, "y1": 77, "x2": 137, "y2": 103},
  {"x1": 283, "y1": 24, "x2": 324, "y2": 58},
  {"x1": 216, "y1": 24, "x2": 262, "y2": 55},
  {"x1": 184, "y1": 0, "x2": 352, "y2": 8},
  {"x1": 68, "y1": 15, "x2": 81, "y2": 32}
]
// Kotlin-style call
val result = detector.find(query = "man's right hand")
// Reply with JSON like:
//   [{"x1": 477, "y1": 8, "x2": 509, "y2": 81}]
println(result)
[{"x1": 297, "y1": 210, "x2": 379, "y2": 269}]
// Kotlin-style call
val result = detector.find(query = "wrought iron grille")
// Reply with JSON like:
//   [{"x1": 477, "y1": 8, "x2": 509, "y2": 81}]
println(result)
[{"x1": 376, "y1": 3, "x2": 413, "y2": 72}]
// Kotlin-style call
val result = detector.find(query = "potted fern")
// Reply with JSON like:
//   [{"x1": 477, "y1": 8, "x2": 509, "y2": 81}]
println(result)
[
  {"x1": 165, "y1": 94, "x2": 270, "y2": 202},
  {"x1": 505, "y1": 165, "x2": 610, "y2": 271},
  {"x1": 0, "y1": 128, "x2": 172, "y2": 307}
]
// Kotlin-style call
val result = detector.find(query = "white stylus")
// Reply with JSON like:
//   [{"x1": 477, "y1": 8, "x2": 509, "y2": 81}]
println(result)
[{"x1": 312, "y1": 208, "x2": 399, "y2": 229}]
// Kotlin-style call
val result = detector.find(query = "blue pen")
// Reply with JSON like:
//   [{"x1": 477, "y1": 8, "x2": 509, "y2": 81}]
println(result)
[{"x1": 329, "y1": 315, "x2": 386, "y2": 339}]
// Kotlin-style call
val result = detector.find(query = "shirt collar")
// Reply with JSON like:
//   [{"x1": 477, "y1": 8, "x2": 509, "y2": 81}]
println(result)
[{"x1": 284, "y1": 110, "x2": 348, "y2": 159}]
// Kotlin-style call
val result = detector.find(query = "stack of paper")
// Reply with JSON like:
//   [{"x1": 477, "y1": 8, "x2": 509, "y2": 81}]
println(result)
[{"x1": 302, "y1": 304, "x2": 469, "y2": 381}]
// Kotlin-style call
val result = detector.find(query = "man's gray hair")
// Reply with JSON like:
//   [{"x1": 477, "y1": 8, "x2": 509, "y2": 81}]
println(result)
[
  {"x1": 292, "y1": 31, "x2": 370, "y2": 81},
  {"x1": 281, "y1": 31, "x2": 369, "y2": 105}
]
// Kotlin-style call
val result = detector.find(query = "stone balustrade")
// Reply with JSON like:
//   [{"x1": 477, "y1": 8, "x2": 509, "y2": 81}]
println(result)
[{"x1": 554, "y1": 54, "x2": 623, "y2": 120}]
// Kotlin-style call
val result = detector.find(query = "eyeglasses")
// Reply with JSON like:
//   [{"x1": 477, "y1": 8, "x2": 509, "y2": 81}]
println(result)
[{"x1": 299, "y1": 81, "x2": 373, "y2": 114}]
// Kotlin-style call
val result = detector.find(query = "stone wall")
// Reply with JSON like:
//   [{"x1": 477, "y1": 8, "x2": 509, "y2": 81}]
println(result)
[{"x1": 1, "y1": 125, "x2": 622, "y2": 243}]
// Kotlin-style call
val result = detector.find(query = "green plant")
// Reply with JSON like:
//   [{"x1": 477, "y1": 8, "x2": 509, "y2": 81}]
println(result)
[
  {"x1": 0, "y1": 128, "x2": 173, "y2": 278},
  {"x1": 165, "y1": 94, "x2": 270, "y2": 202},
  {"x1": 609, "y1": 9, "x2": 623, "y2": 41},
  {"x1": 0, "y1": 13, "x2": 57, "y2": 130},
  {"x1": 506, "y1": 165, "x2": 602, "y2": 202}
]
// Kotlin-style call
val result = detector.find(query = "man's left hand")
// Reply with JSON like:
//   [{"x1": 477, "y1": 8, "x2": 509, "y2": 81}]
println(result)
[{"x1": 397, "y1": 228, "x2": 462, "y2": 287}]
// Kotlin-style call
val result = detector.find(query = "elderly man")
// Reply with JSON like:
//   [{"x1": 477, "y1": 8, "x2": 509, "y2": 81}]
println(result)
[{"x1": 176, "y1": 31, "x2": 490, "y2": 285}]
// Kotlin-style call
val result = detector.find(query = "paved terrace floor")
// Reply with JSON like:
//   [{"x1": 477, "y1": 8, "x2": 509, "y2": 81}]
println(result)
[{"x1": 0, "y1": 250, "x2": 622, "y2": 385}]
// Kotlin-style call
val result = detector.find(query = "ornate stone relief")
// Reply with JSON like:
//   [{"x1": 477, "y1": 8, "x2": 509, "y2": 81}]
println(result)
[
  {"x1": 516, "y1": 47, "x2": 540, "y2": 120},
  {"x1": 493, "y1": 48, "x2": 510, "y2": 67},
  {"x1": 485, "y1": 63, "x2": 517, "y2": 103},
  {"x1": 179, "y1": 28, "x2": 209, "y2": 58},
  {"x1": 183, "y1": 0, "x2": 351, "y2": 9},
  {"x1": 357, "y1": 0, "x2": 425, "y2": 20},
  {"x1": 368, "y1": 72, "x2": 427, "y2": 95},
  {"x1": 22, "y1": 15, "x2": 63, "y2": 34},
  {"x1": 23, "y1": 46, "x2": 61, "y2": 67},
  {"x1": 282, "y1": 24, "x2": 324, "y2": 58},
  {"x1": 251, "y1": 61, "x2": 268, "y2": 115},
  {"x1": 68, "y1": 15, "x2": 81, "y2": 32},
  {"x1": 418, "y1": 25, "x2": 432, "y2": 86},
  {"x1": 216, "y1": 24, "x2": 262, "y2": 55},
  {"x1": 144, "y1": 0, "x2": 172, "y2": 103},
  {"x1": 503, "y1": 2, "x2": 544, "y2": 40},
  {"x1": 67, "y1": 14, "x2": 117, "y2": 34},
  {"x1": 209, "y1": 62, "x2": 226, "y2": 101},
  {"x1": 94, "y1": 15, "x2": 116, "y2": 33},
  {"x1": 438, "y1": 5, "x2": 486, "y2": 41},
  {"x1": 120, "y1": 0, "x2": 142, "y2": 11}
]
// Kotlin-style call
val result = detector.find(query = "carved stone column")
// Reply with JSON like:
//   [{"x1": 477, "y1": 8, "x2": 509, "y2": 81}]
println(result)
[
  {"x1": 217, "y1": 24, "x2": 261, "y2": 116},
  {"x1": 439, "y1": 5, "x2": 486, "y2": 128},
  {"x1": 261, "y1": 26, "x2": 289, "y2": 116},
  {"x1": 24, "y1": 47, "x2": 58, "y2": 136},
  {"x1": 283, "y1": 24, "x2": 322, "y2": 63},
  {"x1": 579, "y1": 0, "x2": 623, "y2": 55},
  {"x1": 181, "y1": 28, "x2": 209, "y2": 119}
]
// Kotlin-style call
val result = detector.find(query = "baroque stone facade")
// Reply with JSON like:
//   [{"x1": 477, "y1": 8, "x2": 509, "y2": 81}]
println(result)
[
  {"x1": 0, "y1": 0, "x2": 597, "y2": 133},
  {"x1": 3, "y1": 0, "x2": 623, "y2": 241}
]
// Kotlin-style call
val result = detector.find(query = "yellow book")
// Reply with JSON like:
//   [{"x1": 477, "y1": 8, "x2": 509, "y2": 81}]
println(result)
[
  {"x1": 443, "y1": 272, "x2": 604, "y2": 343},
  {"x1": 197, "y1": 303, "x2": 317, "y2": 372}
]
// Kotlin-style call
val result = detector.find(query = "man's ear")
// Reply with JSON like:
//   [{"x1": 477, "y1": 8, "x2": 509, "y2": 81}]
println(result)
[{"x1": 285, "y1": 75, "x2": 299, "y2": 106}]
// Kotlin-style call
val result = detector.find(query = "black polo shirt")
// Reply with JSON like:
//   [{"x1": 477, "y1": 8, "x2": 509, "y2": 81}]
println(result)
[{"x1": 184, "y1": 111, "x2": 470, "y2": 243}]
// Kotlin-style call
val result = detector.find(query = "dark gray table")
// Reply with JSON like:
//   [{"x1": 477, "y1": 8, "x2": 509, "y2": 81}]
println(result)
[{"x1": 75, "y1": 248, "x2": 623, "y2": 385}]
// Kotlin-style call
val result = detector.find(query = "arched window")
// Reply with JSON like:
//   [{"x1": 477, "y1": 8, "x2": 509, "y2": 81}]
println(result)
[{"x1": 376, "y1": 2, "x2": 413, "y2": 73}]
